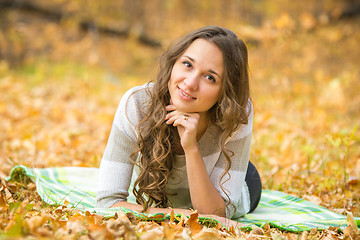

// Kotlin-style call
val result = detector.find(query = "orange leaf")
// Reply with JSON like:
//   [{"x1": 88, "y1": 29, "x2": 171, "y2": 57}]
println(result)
[
  {"x1": 170, "y1": 209, "x2": 175, "y2": 222},
  {"x1": 347, "y1": 211, "x2": 359, "y2": 234},
  {"x1": 263, "y1": 222, "x2": 271, "y2": 237},
  {"x1": 0, "y1": 191, "x2": 8, "y2": 211},
  {"x1": 348, "y1": 176, "x2": 359, "y2": 186},
  {"x1": 228, "y1": 225, "x2": 236, "y2": 235},
  {"x1": 187, "y1": 211, "x2": 202, "y2": 235},
  {"x1": 177, "y1": 214, "x2": 186, "y2": 227},
  {"x1": 215, "y1": 222, "x2": 222, "y2": 230}
]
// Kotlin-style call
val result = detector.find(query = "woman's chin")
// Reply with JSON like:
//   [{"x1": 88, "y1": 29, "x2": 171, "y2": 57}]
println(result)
[{"x1": 173, "y1": 103, "x2": 191, "y2": 112}]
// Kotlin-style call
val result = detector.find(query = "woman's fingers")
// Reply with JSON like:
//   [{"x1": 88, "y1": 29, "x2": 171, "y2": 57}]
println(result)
[{"x1": 165, "y1": 112, "x2": 190, "y2": 125}]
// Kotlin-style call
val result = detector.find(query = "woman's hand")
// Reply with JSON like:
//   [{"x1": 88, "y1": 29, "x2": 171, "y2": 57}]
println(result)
[{"x1": 165, "y1": 104, "x2": 200, "y2": 151}]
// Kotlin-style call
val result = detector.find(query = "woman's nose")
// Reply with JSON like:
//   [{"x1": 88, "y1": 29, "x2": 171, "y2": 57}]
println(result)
[{"x1": 184, "y1": 72, "x2": 199, "y2": 90}]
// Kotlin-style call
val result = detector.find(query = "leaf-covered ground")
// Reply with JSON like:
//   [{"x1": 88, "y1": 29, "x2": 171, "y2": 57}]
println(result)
[{"x1": 1, "y1": 4, "x2": 360, "y2": 239}]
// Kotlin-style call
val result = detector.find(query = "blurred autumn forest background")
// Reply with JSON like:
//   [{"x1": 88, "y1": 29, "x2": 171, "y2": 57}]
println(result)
[{"x1": 1, "y1": 0, "x2": 360, "y2": 219}]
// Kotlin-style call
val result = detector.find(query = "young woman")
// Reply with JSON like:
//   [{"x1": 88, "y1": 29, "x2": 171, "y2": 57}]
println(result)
[{"x1": 96, "y1": 26, "x2": 262, "y2": 223}]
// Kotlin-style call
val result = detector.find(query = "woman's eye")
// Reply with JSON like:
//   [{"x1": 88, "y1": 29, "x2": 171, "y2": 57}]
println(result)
[
  {"x1": 206, "y1": 75, "x2": 216, "y2": 83},
  {"x1": 183, "y1": 61, "x2": 192, "y2": 68}
]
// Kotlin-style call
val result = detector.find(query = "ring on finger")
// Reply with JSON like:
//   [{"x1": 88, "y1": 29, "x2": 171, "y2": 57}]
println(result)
[{"x1": 183, "y1": 114, "x2": 189, "y2": 121}]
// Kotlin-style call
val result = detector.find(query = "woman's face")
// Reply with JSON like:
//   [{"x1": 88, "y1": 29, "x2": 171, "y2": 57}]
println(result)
[{"x1": 168, "y1": 39, "x2": 224, "y2": 116}]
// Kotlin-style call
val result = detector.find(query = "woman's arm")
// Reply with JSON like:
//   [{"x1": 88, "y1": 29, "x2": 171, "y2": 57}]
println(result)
[
  {"x1": 96, "y1": 84, "x2": 150, "y2": 208},
  {"x1": 183, "y1": 146, "x2": 226, "y2": 217},
  {"x1": 165, "y1": 105, "x2": 226, "y2": 217}
]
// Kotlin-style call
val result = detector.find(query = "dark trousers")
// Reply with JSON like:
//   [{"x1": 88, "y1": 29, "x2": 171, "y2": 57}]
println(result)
[{"x1": 245, "y1": 161, "x2": 262, "y2": 213}]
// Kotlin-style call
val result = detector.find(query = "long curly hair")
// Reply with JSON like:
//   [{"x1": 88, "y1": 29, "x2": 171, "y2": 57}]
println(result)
[{"x1": 130, "y1": 26, "x2": 251, "y2": 211}]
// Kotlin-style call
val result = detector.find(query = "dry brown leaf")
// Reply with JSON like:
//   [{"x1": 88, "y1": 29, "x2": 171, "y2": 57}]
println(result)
[
  {"x1": 66, "y1": 219, "x2": 86, "y2": 235},
  {"x1": 347, "y1": 211, "x2": 359, "y2": 234},
  {"x1": 68, "y1": 212, "x2": 85, "y2": 223},
  {"x1": 187, "y1": 211, "x2": 202, "y2": 236},
  {"x1": 249, "y1": 225, "x2": 264, "y2": 236},
  {"x1": 84, "y1": 211, "x2": 104, "y2": 225},
  {"x1": 126, "y1": 212, "x2": 137, "y2": 225},
  {"x1": 214, "y1": 222, "x2": 222, "y2": 230},
  {"x1": 309, "y1": 228, "x2": 321, "y2": 239},
  {"x1": 55, "y1": 205, "x2": 67, "y2": 214},
  {"x1": 88, "y1": 223, "x2": 110, "y2": 240},
  {"x1": 263, "y1": 222, "x2": 271, "y2": 238},
  {"x1": 348, "y1": 176, "x2": 359, "y2": 186},
  {"x1": 139, "y1": 231, "x2": 163, "y2": 240},
  {"x1": 271, "y1": 230, "x2": 286, "y2": 240},
  {"x1": 116, "y1": 209, "x2": 131, "y2": 225},
  {"x1": 170, "y1": 209, "x2": 175, "y2": 222},
  {"x1": 343, "y1": 225, "x2": 359, "y2": 240},
  {"x1": 194, "y1": 227, "x2": 222, "y2": 240},
  {"x1": 24, "y1": 213, "x2": 53, "y2": 235},
  {"x1": 228, "y1": 225, "x2": 236, "y2": 236},
  {"x1": 0, "y1": 182, "x2": 14, "y2": 205},
  {"x1": 300, "y1": 230, "x2": 309, "y2": 240},
  {"x1": 0, "y1": 191, "x2": 8, "y2": 212},
  {"x1": 1, "y1": 178, "x2": 17, "y2": 193},
  {"x1": 106, "y1": 217, "x2": 136, "y2": 239},
  {"x1": 177, "y1": 213, "x2": 186, "y2": 227},
  {"x1": 163, "y1": 223, "x2": 177, "y2": 240}
]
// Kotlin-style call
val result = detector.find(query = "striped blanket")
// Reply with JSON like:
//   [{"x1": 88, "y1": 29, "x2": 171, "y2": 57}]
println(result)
[{"x1": 7, "y1": 165, "x2": 360, "y2": 233}]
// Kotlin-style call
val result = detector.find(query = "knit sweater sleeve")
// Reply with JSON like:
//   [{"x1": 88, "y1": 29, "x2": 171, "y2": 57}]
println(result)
[
  {"x1": 209, "y1": 100, "x2": 254, "y2": 219},
  {"x1": 96, "y1": 84, "x2": 151, "y2": 208}
]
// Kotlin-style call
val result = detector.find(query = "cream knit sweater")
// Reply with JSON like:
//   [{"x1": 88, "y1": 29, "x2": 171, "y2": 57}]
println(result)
[{"x1": 96, "y1": 83, "x2": 253, "y2": 218}]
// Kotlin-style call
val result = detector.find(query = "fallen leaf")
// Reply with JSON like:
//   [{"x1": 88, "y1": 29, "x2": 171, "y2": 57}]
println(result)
[
  {"x1": 24, "y1": 214, "x2": 53, "y2": 235},
  {"x1": 300, "y1": 230, "x2": 309, "y2": 240},
  {"x1": 0, "y1": 190, "x2": 8, "y2": 212},
  {"x1": 187, "y1": 211, "x2": 202, "y2": 235},
  {"x1": 88, "y1": 223, "x2": 110, "y2": 240},
  {"x1": 170, "y1": 209, "x2": 175, "y2": 222},
  {"x1": 249, "y1": 225, "x2": 264, "y2": 236},
  {"x1": 214, "y1": 222, "x2": 222, "y2": 230},
  {"x1": 348, "y1": 176, "x2": 359, "y2": 186},
  {"x1": 194, "y1": 227, "x2": 222, "y2": 240},
  {"x1": 347, "y1": 211, "x2": 359, "y2": 234},
  {"x1": 343, "y1": 225, "x2": 358, "y2": 239},
  {"x1": 116, "y1": 209, "x2": 131, "y2": 224},
  {"x1": 177, "y1": 213, "x2": 186, "y2": 227},
  {"x1": 228, "y1": 225, "x2": 236, "y2": 236},
  {"x1": 163, "y1": 223, "x2": 177, "y2": 240},
  {"x1": 139, "y1": 231, "x2": 163, "y2": 240},
  {"x1": 126, "y1": 212, "x2": 137, "y2": 225},
  {"x1": 263, "y1": 222, "x2": 271, "y2": 238}
]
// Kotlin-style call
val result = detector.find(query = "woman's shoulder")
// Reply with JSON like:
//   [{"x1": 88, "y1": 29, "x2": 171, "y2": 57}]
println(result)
[
  {"x1": 121, "y1": 82, "x2": 154, "y2": 102},
  {"x1": 113, "y1": 82, "x2": 154, "y2": 125},
  {"x1": 117, "y1": 82, "x2": 153, "y2": 110}
]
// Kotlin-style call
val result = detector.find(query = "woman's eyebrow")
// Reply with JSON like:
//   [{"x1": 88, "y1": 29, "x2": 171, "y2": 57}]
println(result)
[
  {"x1": 208, "y1": 69, "x2": 220, "y2": 78},
  {"x1": 183, "y1": 55, "x2": 195, "y2": 62},
  {"x1": 183, "y1": 55, "x2": 220, "y2": 78}
]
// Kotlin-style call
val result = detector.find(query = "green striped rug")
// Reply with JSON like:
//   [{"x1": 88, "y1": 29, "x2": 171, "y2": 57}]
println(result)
[{"x1": 7, "y1": 165, "x2": 359, "y2": 233}]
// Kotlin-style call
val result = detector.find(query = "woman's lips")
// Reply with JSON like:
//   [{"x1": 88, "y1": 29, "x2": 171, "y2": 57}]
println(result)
[{"x1": 178, "y1": 87, "x2": 196, "y2": 99}]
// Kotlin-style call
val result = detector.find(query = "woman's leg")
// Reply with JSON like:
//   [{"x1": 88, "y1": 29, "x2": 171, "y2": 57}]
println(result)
[{"x1": 245, "y1": 161, "x2": 262, "y2": 213}]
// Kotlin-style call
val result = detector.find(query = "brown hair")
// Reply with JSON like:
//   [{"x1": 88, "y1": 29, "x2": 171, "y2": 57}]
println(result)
[{"x1": 130, "y1": 26, "x2": 251, "y2": 211}]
